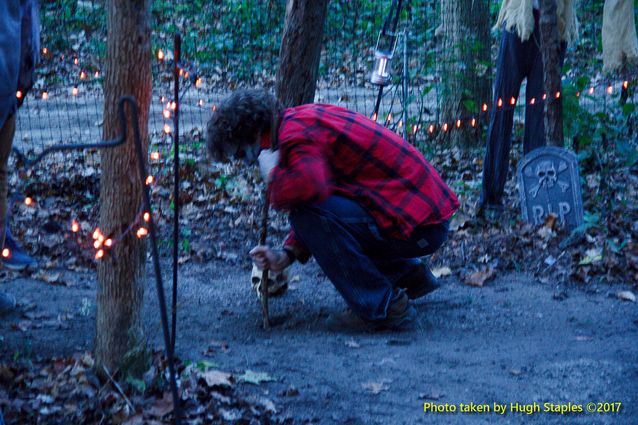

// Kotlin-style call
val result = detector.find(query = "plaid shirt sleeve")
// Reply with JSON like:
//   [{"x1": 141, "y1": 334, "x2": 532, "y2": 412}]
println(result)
[
  {"x1": 268, "y1": 138, "x2": 332, "y2": 210},
  {"x1": 269, "y1": 136, "x2": 332, "y2": 264}
]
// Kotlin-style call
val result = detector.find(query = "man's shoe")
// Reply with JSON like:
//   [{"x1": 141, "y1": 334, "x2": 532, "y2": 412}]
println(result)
[
  {"x1": 2, "y1": 233, "x2": 37, "y2": 271},
  {"x1": 383, "y1": 289, "x2": 417, "y2": 330},
  {"x1": 0, "y1": 292, "x2": 16, "y2": 316},
  {"x1": 325, "y1": 308, "x2": 370, "y2": 331},
  {"x1": 326, "y1": 290, "x2": 416, "y2": 331},
  {"x1": 396, "y1": 261, "x2": 440, "y2": 300}
]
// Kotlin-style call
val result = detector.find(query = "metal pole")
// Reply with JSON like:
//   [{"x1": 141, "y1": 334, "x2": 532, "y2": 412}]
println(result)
[
  {"x1": 171, "y1": 34, "x2": 181, "y2": 351},
  {"x1": 402, "y1": 30, "x2": 408, "y2": 140},
  {"x1": 12, "y1": 97, "x2": 183, "y2": 425},
  {"x1": 127, "y1": 97, "x2": 182, "y2": 425}
]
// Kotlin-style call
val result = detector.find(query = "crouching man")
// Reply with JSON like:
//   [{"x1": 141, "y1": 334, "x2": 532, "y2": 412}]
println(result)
[{"x1": 206, "y1": 89, "x2": 459, "y2": 331}]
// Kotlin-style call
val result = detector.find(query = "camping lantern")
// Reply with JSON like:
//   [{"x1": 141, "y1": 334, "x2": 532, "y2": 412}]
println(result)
[{"x1": 370, "y1": 31, "x2": 397, "y2": 86}]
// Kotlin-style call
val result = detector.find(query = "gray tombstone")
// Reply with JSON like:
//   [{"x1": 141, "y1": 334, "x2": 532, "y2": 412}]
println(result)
[{"x1": 517, "y1": 146, "x2": 583, "y2": 228}]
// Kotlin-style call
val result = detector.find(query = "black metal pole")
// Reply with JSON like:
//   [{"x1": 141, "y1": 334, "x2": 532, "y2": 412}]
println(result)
[
  {"x1": 127, "y1": 96, "x2": 182, "y2": 425},
  {"x1": 13, "y1": 97, "x2": 183, "y2": 425},
  {"x1": 373, "y1": 85, "x2": 384, "y2": 120},
  {"x1": 402, "y1": 31, "x2": 408, "y2": 140},
  {"x1": 171, "y1": 34, "x2": 181, "y2": 352}
]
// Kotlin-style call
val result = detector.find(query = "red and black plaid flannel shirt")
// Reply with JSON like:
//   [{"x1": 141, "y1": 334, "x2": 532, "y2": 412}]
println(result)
[{"x1": 261, "y1": 104, "x2": 459, "y2": 262}]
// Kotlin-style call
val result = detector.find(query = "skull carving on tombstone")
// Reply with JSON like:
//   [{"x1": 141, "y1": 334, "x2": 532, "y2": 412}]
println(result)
[{"x1": 535, "y1": 160, "x2": 557, "y2": 189}]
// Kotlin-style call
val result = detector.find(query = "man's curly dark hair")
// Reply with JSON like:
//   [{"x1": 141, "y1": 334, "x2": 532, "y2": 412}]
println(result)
[{"x1": 206, "y1": 89, "x2": 281, "y2": 162}]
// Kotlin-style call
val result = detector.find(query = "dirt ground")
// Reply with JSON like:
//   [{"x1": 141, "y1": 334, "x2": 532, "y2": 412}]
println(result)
[{"x1": 1, "y1": 256, "x2": 637, "y2": 424}]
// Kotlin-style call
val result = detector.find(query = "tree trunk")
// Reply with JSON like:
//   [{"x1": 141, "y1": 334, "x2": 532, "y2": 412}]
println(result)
[
  {"x1": 440, "y1": 0, "x2": 491, "y2": 148},
  {"x1": 95, "y1": 0, "x2": 152, "y2": 373},
  {"x1": 276, "y1": 0, "x2": 329, "y2": 107},
  {"x1": 540, "y1": 0, "x2": 564, "y2": 147}
]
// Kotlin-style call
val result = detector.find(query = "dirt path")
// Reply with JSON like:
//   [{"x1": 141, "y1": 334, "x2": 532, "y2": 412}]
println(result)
[{"x1": 1, "y1": 259, "x2": 637, "y2": 424}]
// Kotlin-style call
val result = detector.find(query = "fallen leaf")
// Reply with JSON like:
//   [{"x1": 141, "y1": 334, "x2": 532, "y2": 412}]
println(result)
[
  {"x1": 617, "y1": 291, "x2": 636, "y2": 302},
  {"x1": 361, "y1": 380, "x2": 390, "y2": 394},
  {"x1": 464, "y1": 268, "x2": 495, "y2": 287},
  {"x1": 122, "y1": 414, "x2": 144, "y2": 425},
  {"x1": 246, "y1": 395, "x2": 277, "y2": 413},
  {"x1": 431, "y1": 266, "x2": 452, "y2": 278},
  {"x1": 148, "y1": 392, "x2": 174, "y2": 418},
  {"x1": 285, "y1": 386, "x2": 299, "y2": 397},
  {"x1": 344, "y1": 339, "x2": 360, "y2": 348},
  {"x1": 236, "y1": 370, "x2": 274, "y2": 385},
  {"x1": 509, "y1": 368, "x2": 523, "y2": 376},
  {"x1": 575, "y1": 335, "x2": 593, "y2": 341},
  {"x1": 543, "y1": 213, "x2": 558, "y2": 230},
  {"x1": 16, "y1": 320, "x2": 31, "y2": 332},
  {"x1": 419, "y1": 391, "x2": 444, "y2": 400},
  {"x1": 202, "y1": 370, "x2": 233, "y2": 388},
  {"x1": 579, "y1": 248, "x2": 603, "y2": 266},
  {"x1": 33, "y1": 271, "x2": 63, "y2": 284},
  {"x1": 537, "y1": 226, "x2": 556, "y2": 240}
]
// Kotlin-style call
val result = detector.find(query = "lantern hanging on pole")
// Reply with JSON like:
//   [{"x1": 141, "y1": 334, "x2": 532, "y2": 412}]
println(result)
[
  {"x1": 370, "y1": 30, "x2": 397, "y2": 86},
  {"x1": 371, "y1": 0, "x2": 403, "y2": 120}
]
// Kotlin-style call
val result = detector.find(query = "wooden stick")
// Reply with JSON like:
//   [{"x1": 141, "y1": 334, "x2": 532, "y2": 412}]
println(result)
[
  {"x1": 258, "y1": 102, "x2": 279, "y2": 330},
  {"x1": 259, "y1": 188, "x2": 270, "y2": 330},
  {"x1": 102, "y1": 366, "x2": 135, "y2": 412}
]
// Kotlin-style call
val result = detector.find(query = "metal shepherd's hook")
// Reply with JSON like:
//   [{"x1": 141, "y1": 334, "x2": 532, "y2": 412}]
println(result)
[{"x1": 259, "y1": 104, "x2": 279, "y2": 330}]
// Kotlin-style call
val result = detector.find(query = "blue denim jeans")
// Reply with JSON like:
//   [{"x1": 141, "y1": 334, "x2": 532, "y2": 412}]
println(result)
[
  {"x1": 480, "y1": 20, "x2": 566, "y2": 209},
  {"x1": 289, "y1": 195, "x2": 448, "y2": 321}
]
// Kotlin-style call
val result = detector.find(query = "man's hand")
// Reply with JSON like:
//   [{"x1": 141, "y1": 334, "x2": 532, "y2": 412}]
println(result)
[
  {"x1": 249, "y1": 245, "x2": 291, "y2": 272},
  {"x1": 258, "y1": 149, "x2": 280, "y2": 182}
]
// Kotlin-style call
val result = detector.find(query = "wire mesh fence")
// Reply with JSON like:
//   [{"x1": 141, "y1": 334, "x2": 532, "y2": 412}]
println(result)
[{"x1": 13, "y1": 0, "x2": 636, "y2": 159}]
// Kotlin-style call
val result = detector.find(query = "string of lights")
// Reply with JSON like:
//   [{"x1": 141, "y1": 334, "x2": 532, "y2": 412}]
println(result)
[
  {"x1": 6, "y1": 45, "x2": 633, "y2": 263},
  {"x1": 6, "y1": 47, "x2": 205, "y2": 263},
  {"x1": 32, "y1": 46, "x2": 633, "y2": 139}
]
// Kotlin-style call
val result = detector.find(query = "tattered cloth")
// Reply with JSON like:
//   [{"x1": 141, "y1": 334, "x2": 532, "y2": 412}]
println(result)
[
  {"x1": 602, "y1": 0, "x2": 638, "y2": 73},
  {"x1": 494, "y1": 0, "x2": 578, "y2": 45}
]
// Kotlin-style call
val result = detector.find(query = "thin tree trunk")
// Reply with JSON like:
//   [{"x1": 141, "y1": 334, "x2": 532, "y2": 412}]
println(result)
[
  {"x1": 440, "y1": 0, "x2": 491, "y2": 148},
  {"x1": 276, "y1": 0, "x2": 329, "y2": 107},
  {"x1": 95, "y1": 0, "x2": 152, "y2": 373},
  {"x1": 540, "y1": 0, "x2": 564, "y2": 147}
]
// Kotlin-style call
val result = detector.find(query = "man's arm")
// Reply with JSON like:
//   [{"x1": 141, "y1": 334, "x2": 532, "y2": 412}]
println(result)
[{"x1": 268, "y1": 139, "x2": 332, "y2": 210}]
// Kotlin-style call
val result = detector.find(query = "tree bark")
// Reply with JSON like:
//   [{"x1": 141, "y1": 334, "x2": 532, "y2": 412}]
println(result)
[
  {"x1": 95, "y1": 0, "x2": 152, "y2": 373},
  {"x1": 276, "y1": 0, "x2": 329, "y2": 107},
  {"x1": 540, "y1": 0, "x2": 564, "y2": 147},
  {"x1": 440, "y1": 0, "x2": 491, "y2": 148}
]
